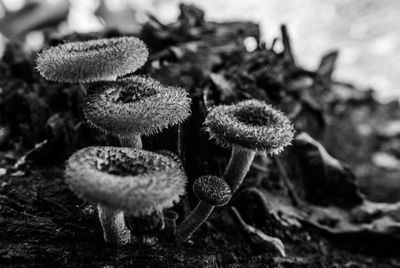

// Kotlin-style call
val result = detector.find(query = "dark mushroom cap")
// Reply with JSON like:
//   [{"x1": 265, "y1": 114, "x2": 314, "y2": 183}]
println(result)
[
  {"x1": 193, "y1": 175, "x2": 232, "y2": 206},
  {"x1": 204, "y1": 99, "x2": 294, "y2": 154},
  {"x1": 36, "y1": 37, "x2": 148, "y2": 82},
  {"x1": 164, "y1": 209, "x2": 179, "y2": 221},
  {"x1": 83, "y1": 76, "x2": 191, "y2": 137},
  {"x1": 65, "y1": 146, "x2": 187, "y2": 216}
]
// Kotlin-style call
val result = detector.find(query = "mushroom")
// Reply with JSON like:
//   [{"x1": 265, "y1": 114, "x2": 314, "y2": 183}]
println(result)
[
  {"x1": 83, "y1": 75, "x2": 191, "y2": 148},
  {"x1": 204, "y1": 99, "x2": 294, "y2": 193},
  {"x1": 36, "y1": 36, "x2": 148, "y2": 83},
  {"x1": 163, "y1": 210, "x2": 179, "y2": 240},
  {"x1": 65, "y1": 146, "x2": 187, "y2": 245},
  {"x1": 176, "y1": 175, "x2": 232, "y2": 243}
]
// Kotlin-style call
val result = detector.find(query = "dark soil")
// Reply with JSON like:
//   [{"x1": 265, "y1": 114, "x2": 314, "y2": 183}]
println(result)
[{"x1": 1, "y1": 164, "x2": 399, "y2": 267}]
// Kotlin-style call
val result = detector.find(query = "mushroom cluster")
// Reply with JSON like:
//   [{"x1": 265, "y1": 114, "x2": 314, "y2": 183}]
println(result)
[
  {"x1": 36, "y1": 36, "x2": 191, "y2": 148},
  {"x1": 36, "y1": 36, "x2": 192, "y2": 245},
  {"x1": 36, "y1": 35, "x2": 295, "y2": 250},
  {"x1": 175, "y1": 100, "x2": 294, "y2": 243},
  {"x1": 205, "y1": 99, "x2": 294, "y2": 193}
]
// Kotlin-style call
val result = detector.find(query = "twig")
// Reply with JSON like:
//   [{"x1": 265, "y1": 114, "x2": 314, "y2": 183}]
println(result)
[
  {"x1": 273, "y1": 155, "x2": 302, "y2": 207},
  {"x1": 13, "y1": 140, "x2": 48, "y2": 169},
  {"x1": 230, "y1": 206, "x2": 286, "y2": 257},
  {"x1": 287, "y1": 102, "x2": 303, "y2": 121},
  {"x1": 280, "y1": 24, "x2": 295, "y2": 67},
  {"x1": 203, "y1": 85, "x2": 212, "y2": 111},
  {"x1": 35, "y1": 195, "x2": 72, "y2": 216},
  {"x1": 316, "y1": 50, "x2": 339, "y2": 78},
  {"x1": 146, "y1": 12, "x2": 168, "y2": 29},
  {"x1": 270, "y1": 37, "x2": 278, "y2": 51},
  {"x1": 0, "y1": 0, "x2": 7, "y2": 14}
]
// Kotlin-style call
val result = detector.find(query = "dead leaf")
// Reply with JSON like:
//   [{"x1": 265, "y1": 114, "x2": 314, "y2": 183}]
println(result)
[{"x1": 293, "y1": 132, "x2": 364, "y2": 208}]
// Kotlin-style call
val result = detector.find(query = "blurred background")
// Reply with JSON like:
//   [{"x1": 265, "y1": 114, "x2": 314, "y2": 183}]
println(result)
[{"x1": 0, "y1": 0, "x2": 399, "y2": 101}]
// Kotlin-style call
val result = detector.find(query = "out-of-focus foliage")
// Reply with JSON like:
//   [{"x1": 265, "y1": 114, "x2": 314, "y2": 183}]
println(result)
[{"x1": 0, "y1": 0, "x2": 69, "y2": 39}]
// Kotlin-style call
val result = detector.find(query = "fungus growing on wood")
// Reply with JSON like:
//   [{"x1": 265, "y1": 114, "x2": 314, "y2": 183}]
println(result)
[
  {"x1": 83, "y1": 76, "x2": 191, "y2": 147},
  {"x1": 36, "y1": 36, "x2": 148, "y2": 83},
  {"x1": 204, "y1": 99, "x2": 294, "y2": 193},
  {"x1": 176, "y1": 175, "x2": 231, "y2": 243},
  {"x1": 65, "y1": 146, "x2": 187, "y2": 245}
]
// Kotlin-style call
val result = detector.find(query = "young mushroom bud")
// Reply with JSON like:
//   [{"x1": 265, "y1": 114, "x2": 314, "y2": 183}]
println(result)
[
  {"x1": 176, "y1": 175, "x2": 232, "y2": 243},
  {"x1": 204, "y1": 99, "x2": 294, "y2": 193},
  {"x1": 163, "y1": 210, "x2": 179, "y2": 240},
  {"x1": 36, "y1": 37, "x2": 148, "y2": 83},
  {"x1": 65, "y1": 146, "x2": 187, "y2": 245},
  {"x1": 83, "y1": 76, "x2": 191, "y2": 148}
]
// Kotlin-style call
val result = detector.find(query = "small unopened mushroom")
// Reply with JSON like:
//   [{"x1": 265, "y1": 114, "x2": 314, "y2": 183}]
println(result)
[
  {"x1": 65, "y1": 146, "x2": 187, "y2": 245},
  {"x1": 36, "y1": 37, "x2": 148, "y2": 83},
  {"x1": 83, "y1": 76, "x2": 191, "y2": 147},
  {"x1": 163, "y1": 210, "x2": 179, "y2": 240},
  {"x1": 176, "y1": 175, "x2": 232, "y2": 243},
  {"x1": 204, "y1": 99, "x2": 294, "y2": 193}
]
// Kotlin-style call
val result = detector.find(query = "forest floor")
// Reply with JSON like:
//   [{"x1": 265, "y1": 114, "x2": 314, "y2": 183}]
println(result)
[{"x1": 1, "y1": 3, "x2": 400, "y2": 267}]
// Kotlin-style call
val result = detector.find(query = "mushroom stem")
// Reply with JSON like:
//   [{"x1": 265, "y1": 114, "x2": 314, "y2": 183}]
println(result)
[
  {"x1": 79, "y1": 83, "x2": 87, "y2": 95},
  {"x1": 125, "y1": 210, "x2": 165, "y2": 244},
  {"x1": 97, "y1": 204, "x2": 131, "y2": 246},
  {"x1": 163, "y1": 210, "x2": 179, "y2": 241},
  {"x1": 176, "y1": 201, "x2": 213, "y2": 243},
  {"x1": 223, "y1": 146, "x2": 256, "y2": 193},
  {"x1": 119, "y1": 134, "x2": 142, "y2": 148}
]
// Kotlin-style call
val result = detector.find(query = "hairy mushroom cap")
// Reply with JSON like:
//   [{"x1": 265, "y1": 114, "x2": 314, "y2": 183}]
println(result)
[
  {"x1": 36, "y1": 37, "x2": 148, "y2": 82},
  {"x1": 157, "y1": 150, "x2": 184, "y2": 169},
  {"x1": 83, "y1": 76, "x2": 191, "y2": 137},
  {"x1": 65, "y1": 146, "x2": 187, "y2": 216},
  {"x1": 193, "y1": 175, "x2": 232, "y2": 206},
  {"x1": 204, "y1": 99, "x2": 294, "y2": 154}
]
